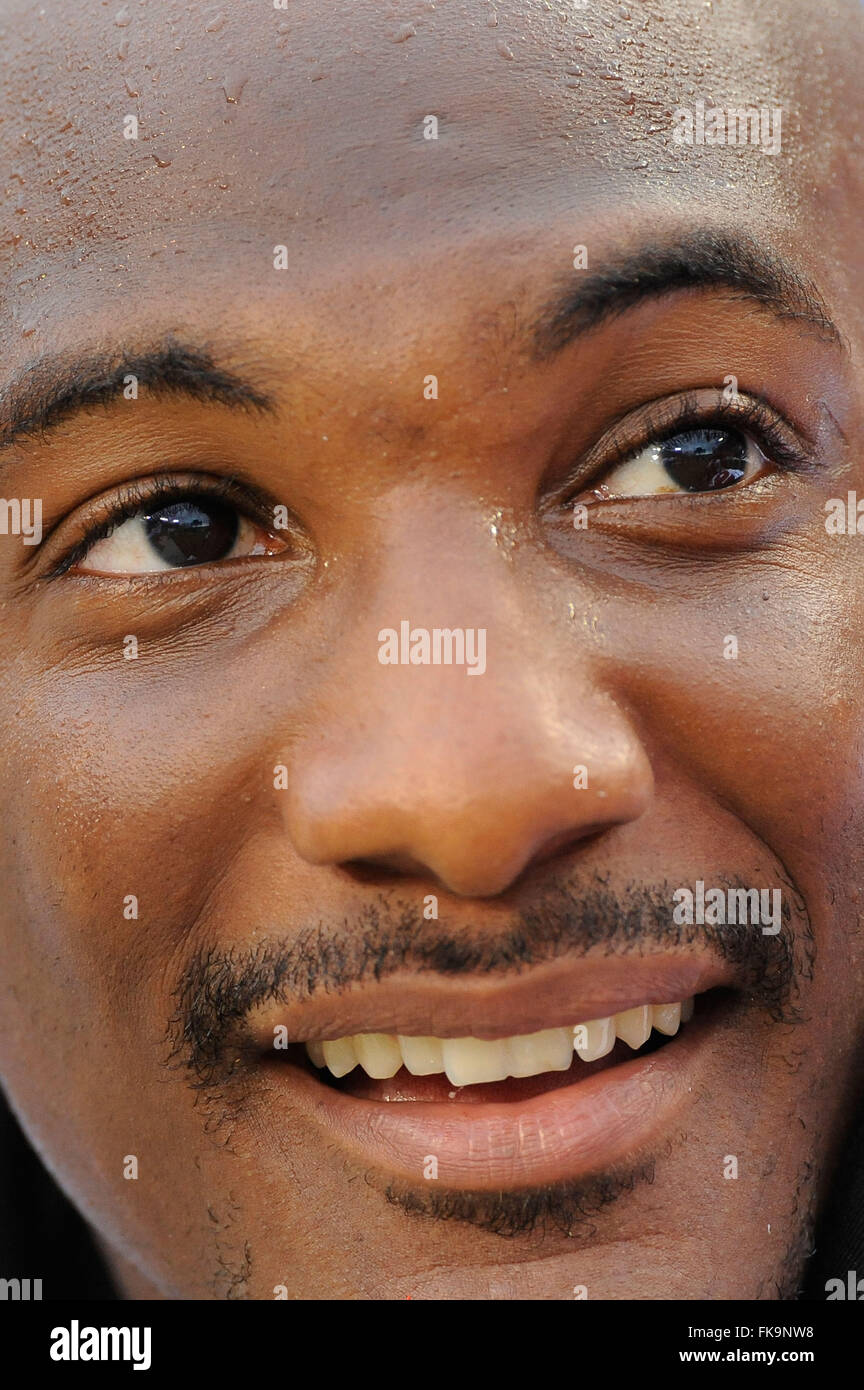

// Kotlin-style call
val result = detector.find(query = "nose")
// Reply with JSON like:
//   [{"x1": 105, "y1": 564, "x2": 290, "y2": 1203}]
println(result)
[{"x1": 279, "y1": 527, "x2": 653, "y2": 899}]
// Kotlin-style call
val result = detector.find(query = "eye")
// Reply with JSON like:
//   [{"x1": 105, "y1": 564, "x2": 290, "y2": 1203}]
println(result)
[
  {"x1": 597, "y1": 426, "x2": 769, "y2": 499},
  {"x1": 75, "y1": 492, "x2": 284, "y2": 575}
]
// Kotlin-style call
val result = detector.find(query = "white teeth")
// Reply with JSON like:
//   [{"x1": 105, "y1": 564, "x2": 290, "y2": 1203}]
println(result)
[
  {"x1": 396, "y1": 1035, "x2": 444, "y2": 1075},
  {"x1": 442, "y1": 1036, "x2": 510, "y2": 1087},
  {"x1": 305, "y1": 996, "x2": 696, "y2": 1084},
  {"x1": 321, "y1": 1037, "x2": 359, "y2": 1078},
  {"x1": 615, "y1": 1004, "x2": 652, "y2": 1050},
  {"x1": 651, "y1": 1002, "x2": 682, "y2": 1036},
  {"x1": 353, "y1": 1032, "x2": 403, "y2": 1079},
  {"x1": 574, "y1": 1015, "x2": 616, "y2": 1061},
  {"x1": 506, "y1": 1028, "x2": 573, "y2": 1077}
]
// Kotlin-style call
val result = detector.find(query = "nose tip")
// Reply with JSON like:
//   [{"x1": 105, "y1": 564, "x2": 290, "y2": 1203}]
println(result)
[{"x1": 284, "y1": 727, "x2": 653, "y2": 900}]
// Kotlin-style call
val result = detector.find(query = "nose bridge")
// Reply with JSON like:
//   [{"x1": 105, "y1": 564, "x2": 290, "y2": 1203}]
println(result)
[{"x1": 281, "y1": 503, "x2": 654, "y2": 897}]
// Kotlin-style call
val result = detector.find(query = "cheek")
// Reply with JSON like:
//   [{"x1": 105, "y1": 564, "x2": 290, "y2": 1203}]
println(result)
[
  {"x1": 603, "y1": 577, "x2": 859, "y2": 848},
  {"x1": 0, "y1": 682, "x2": 262, "y2": 1295},
  {"x1": 0, "y1": 654, "x2": 258, "y2": 928},
  {"x1": 0, "y1": 661, "x2": 238, "y2": 1127},
  {"x1": 592, "y1": 581, "x2": 864, "y2": 1004}
]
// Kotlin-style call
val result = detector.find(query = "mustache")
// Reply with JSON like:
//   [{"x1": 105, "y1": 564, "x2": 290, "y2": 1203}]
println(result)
[{"x1": 167, "y1": 873, "x2": 813, "y2": 1088}]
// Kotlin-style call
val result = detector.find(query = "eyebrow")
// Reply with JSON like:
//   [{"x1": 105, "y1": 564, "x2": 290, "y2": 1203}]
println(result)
[
  {"x1": 532, "y1": 230, "x2": 843, "y2": 357},
  {"x1": 0, "y1": 337, "x2": 275, "y2": 450},
  {"x1": 0, "y1": 232, "x2": 841, "y2": 453}
]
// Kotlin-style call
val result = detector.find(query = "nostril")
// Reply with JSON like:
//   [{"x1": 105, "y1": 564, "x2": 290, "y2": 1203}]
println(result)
[
  {"x1": 341, "y1": 854, "x2": 429, "y2": 885},
  {"x1": 339, "y1": 827, "x2": 618, "y2": 900},
  {"x1": 525, "y1": 823, "x2": 612, "y2": 872}
]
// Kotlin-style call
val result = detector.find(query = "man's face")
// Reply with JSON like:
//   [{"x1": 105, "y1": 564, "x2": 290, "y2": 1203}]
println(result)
[{"x1": 0, "y1": 0, "x2": 862, "y2": 1299}]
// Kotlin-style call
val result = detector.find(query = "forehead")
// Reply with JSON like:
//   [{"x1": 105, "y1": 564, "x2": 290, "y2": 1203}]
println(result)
[{"x1": 0, "y1": 0, "x2": 860, "y2": 359}]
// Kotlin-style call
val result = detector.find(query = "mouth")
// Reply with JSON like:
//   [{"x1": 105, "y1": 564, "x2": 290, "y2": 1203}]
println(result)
[
  {"x1": 257, "y1": 968, "x2": 733, "y2": 1190},
  {"x1": 303, "y1": 996, "x2": 696, "y2": 1103}
]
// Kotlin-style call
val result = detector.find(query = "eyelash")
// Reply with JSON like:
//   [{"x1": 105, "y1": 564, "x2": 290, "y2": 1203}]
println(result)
[
  {"x1": 49, "y1": 474, "x2": 270, "y2": 577},
  {"x1": 46, "y1": 394, "x2": 808, "y2": 577},
  {"x1": 569, "y1": 391, "x2": 810, "y2": 502}
]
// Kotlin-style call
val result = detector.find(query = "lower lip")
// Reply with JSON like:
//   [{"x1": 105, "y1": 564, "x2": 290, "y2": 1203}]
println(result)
[{"x1": 264, "y1": 1015, "x2": 711, "y2": 1189}]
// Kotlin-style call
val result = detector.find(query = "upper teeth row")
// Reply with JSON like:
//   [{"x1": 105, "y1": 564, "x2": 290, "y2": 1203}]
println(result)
[{"x1": 303, "y1": 998, "x2": 694, "y2": 1087}]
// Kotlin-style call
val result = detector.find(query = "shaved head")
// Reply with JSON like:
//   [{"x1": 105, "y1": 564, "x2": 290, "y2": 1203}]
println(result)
[{"x1": 0, "y1": 0, "x2": 862, "y2": 1307}]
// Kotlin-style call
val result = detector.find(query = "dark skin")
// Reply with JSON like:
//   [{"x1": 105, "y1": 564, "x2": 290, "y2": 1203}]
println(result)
[{"x1": 0, "y1": 0, "x2": 862, "y2": 1299}]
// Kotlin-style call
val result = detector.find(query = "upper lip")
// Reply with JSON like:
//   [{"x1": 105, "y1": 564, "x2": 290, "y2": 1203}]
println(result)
[{"x1": 249, "y1": 952, "x2": 735, "y2": 1046}]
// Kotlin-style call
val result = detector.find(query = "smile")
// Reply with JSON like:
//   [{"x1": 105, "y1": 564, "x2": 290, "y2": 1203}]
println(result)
[
  {"x1": 256, "y1": 960, "x2": 733, "y2": 1191},
  {"x1": 305, "y1": 997, "x2": 695, "y2": 1086}
]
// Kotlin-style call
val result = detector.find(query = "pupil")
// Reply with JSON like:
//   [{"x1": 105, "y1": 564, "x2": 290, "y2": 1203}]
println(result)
[
  {"x1": 143, "y1": 498, "x2": 238, "y2": 567},
  {"x1": 660, "y1": 428, "x2": 748, "y2": 492}
]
